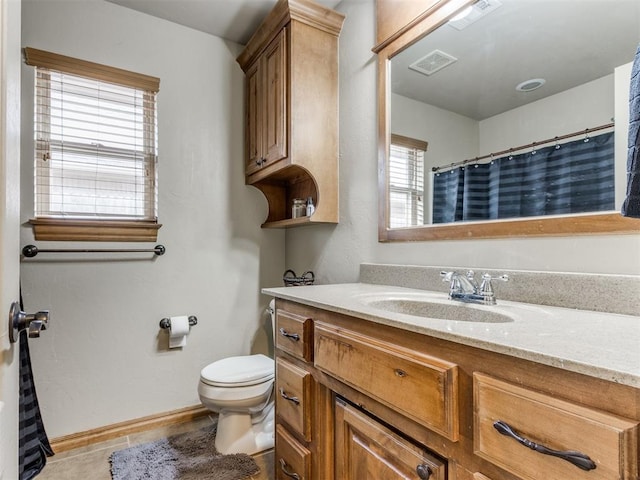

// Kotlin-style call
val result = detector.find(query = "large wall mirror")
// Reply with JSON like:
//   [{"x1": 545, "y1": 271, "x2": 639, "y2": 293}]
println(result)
[{"x1": 377, "y1": 0, "x2": 640, "y2": 241}]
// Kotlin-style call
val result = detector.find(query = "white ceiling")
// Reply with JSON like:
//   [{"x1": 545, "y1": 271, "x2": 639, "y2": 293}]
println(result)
[
  {"x1": 106, "y1": 0, "x2": 342, "y2": 45},
  {"x1": 105, "y1": 0, "x2": 640, "y2": 121},
  {"x1": 392, "y1": 0, "x2": 640, "y2": 120}
]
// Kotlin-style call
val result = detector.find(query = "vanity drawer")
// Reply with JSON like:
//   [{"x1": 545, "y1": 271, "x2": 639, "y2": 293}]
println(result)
[
  {"x1": 314, "y1": 321, "x2": 459, "y2": 440},
  {"x1": 276, "y1": 308, "x2": 313, "y2": 361},
  {"x1": 276, "y1": 357, "x2": 312, "y2": 441},
  {"x1": 474, "y1": 373, "x2": 639, "y2": 480},
  {"x1": 275, "y1": 424, "x2": 311, "y2": 480}
]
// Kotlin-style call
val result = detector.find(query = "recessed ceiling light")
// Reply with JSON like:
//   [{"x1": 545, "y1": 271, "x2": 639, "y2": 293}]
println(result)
[{"x1": 516, "y1": 78, "x2": 546, "y2": 92}]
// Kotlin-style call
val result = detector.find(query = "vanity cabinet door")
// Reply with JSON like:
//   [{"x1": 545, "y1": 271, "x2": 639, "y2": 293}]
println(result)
[
  {"x1": 474, "y1": 373, "x2": 639, "y2": 480},
  {"x1": 276, "y1": 424, "x2": 311, "y2": 480},
  {"x1": 276, "y1": 357, "x2": 313, "y2": 441},
  {"x1": 335, "y1": 397, "x2": 446, "y2": 480},
  {"x1": 276, "y1": 307, "x2": 313, "y2": 361},
  {"x1": 314, "y1": 321, "x2": 459, "y2": 440}
]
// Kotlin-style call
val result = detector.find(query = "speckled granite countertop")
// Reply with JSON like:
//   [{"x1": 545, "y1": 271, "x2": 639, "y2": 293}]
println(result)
[{"x1": 263, "y1": 283, "x2": 640, "y2": 388}]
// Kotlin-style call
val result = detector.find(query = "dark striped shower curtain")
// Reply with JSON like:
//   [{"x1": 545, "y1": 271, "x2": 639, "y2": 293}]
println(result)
[{"x1": 432, "y1": 132, "x2": 615, "y2": 224}]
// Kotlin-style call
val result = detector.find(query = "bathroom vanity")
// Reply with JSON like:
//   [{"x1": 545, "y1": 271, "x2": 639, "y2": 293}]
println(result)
[{"x1": 265, "y1": 279, "x2": 640, "y2": 480}]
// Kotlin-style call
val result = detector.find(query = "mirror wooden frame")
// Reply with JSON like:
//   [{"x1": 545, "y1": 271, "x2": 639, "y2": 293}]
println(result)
[{"x1": 375, "y1": 0, "x2": 640, "y2": 242}]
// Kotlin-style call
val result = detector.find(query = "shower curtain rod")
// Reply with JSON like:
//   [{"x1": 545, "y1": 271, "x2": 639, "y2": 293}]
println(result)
[
  {"x1": 21, "y1": 244, "x2": 166, "y2": 257},
  {"x1": 431, "y1": 122, "x2": 615, "y2": 173}
]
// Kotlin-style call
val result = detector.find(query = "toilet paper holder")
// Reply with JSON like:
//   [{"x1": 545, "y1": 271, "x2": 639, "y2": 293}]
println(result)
[{"x1": 159, "y1": 316, "x2": 198, "y2": 330}]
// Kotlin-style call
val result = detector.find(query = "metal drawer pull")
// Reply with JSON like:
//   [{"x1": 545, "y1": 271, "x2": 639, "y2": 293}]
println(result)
[
  {"x1": 279, "y1": 328, "x2": 300, "y2": 341},
  {"x1": 395, "y1": 369, "x2": 407, "y2": 377},
  {"x1": 279, "y1": 458, "x2": 301, "y2": 479},
  {"x1": 416, "y1": 463, "x2": 432, "y2": 479},
  {"x1": 494, "y1": 421, "x2": 596, "y2": 471},
  {"x1": 279, "y1": 387, "x2": 300, "y2": 405}
]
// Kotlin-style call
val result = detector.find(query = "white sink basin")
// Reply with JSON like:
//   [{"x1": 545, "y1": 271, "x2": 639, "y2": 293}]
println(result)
[{"x1": 355, "y1": 292, "x2": 515, "y2": 323}]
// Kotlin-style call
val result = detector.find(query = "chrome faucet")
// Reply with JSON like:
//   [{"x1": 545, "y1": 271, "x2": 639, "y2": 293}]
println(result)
[{"x1": 440, "y1": 270, "x2": 509, "y2": 305}]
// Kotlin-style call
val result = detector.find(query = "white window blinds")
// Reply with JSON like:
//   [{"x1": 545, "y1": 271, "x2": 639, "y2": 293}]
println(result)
[
  {"x1": 389, "y1": 134, "x2": 428, "y2": 228},
  {"x1": 26, "y1": 48, "x2": 159, "y2": 221}
]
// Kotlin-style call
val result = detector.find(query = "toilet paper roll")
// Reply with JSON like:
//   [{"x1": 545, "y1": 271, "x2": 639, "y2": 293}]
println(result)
[{"x1": 168, "y1": 315, "x2": 190, "y2": 349}]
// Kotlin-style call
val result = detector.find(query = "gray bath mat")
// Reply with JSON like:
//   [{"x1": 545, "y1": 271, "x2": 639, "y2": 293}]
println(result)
[{"x1": 109, "y1": 422, "x2": 260, "y2": 480}]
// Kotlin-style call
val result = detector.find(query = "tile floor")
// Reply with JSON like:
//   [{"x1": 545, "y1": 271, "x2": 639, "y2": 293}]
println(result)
[{"x1": 37, "y1": 415, "x2": 274, "y2": 480}]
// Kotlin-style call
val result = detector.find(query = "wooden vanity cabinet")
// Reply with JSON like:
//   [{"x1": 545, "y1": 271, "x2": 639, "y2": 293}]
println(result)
[
  {"x1": 237, "y1": 0, "x2": 344, "y2": 228},
  {"x1": 273, "y1": 302, "x2": 335, "y2": 480},
  {"x1": 273, "y1": 298, "x2": 640, "y2": 480}
]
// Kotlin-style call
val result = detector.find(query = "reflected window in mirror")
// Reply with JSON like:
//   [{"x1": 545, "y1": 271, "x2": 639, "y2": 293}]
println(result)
[{"x1": 389, "y1": 134, "x2": 427, "y2": 228}]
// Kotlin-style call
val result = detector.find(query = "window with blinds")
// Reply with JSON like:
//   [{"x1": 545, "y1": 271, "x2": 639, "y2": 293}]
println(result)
[
  {"x1": 24, "y1": 48, "x2": 161, "y2": 241},
  {"x1": 389, "y1": 134, "x2": 428, "y2": 228}
]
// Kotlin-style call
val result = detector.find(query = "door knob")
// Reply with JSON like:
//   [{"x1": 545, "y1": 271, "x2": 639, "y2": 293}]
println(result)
[{"x1": 9, "y1": 301, "x2": 50, "y2": 343}]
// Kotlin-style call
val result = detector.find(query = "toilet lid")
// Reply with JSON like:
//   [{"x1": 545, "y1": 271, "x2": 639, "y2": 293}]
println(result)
[{"x1": 200, "y1": 354, "x2": 274, "y2": 387}]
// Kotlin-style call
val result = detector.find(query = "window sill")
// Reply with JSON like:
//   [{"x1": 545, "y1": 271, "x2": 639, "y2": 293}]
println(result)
[{"x1": 29, "y1": 218, "x2": 161, "y2": 242}]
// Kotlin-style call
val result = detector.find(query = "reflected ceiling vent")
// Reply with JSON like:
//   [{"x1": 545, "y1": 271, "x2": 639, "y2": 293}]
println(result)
[
  {"x1": 449, "y1": 0, "x2": 502, "y2": 30},
  {"x1": 409, "y1": 50, "x2": 458, "y2": 76}
]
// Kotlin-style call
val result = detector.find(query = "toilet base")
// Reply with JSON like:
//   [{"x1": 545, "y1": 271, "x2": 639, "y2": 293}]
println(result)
[{"x1": 214, "y1": 403, "x2": 275, "y2": 455}]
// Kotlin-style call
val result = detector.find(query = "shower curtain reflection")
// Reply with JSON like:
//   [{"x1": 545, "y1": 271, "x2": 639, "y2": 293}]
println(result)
[{"x1": 432, "y1": 132, "x2": 615, "y2": 224}]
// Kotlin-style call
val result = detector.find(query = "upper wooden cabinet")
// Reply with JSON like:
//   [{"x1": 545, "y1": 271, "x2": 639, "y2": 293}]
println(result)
[
  {"x1": 237, "y1": 0, "x2": 345, "y2": 228},
  {"x1": 245, "y1": 29, "x2": 288, "y2": 177}
]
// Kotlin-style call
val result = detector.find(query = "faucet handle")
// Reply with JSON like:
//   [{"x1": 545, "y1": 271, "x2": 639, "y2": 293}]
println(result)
[
  {"x1": 479, "y1": 273, "x2": 509, "y2": 298},
  {"x1": 440, "y1": 271, "x2": 455, "y2": 282}
]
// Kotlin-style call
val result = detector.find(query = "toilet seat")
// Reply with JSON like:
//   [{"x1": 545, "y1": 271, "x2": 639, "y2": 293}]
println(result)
[{"x1": 200, "y1": 354, "x2": 274, "y2": 387}]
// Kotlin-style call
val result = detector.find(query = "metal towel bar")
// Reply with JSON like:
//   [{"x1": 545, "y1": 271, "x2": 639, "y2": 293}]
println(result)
[{"x1": 22, "y1": 244, "x2": 166, "y2": 257}]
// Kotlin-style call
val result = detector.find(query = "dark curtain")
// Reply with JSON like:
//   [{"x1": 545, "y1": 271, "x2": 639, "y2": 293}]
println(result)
[
  {"x1": 433, "y1": 132, "x2": 615, "y2": 224},
  {"x1": 622, "y1": 44, "x2": 640, "y2": 217}
]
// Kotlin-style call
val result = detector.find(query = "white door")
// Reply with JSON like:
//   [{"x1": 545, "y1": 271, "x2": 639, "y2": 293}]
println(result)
[{"x1": 0, "y1": 0, "x2": 23, "y2": 478}]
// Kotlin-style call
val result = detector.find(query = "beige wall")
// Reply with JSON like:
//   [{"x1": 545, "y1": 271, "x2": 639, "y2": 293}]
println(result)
[
  {"x1": 479, "y1": 74, "x2": 614, "y2": 153},
  {"x1": 284, "y1": 0, "x2": 640, "y2": 282},
  {"x1": 20, "y1": 0, "x2": 284, "y2": 438}
]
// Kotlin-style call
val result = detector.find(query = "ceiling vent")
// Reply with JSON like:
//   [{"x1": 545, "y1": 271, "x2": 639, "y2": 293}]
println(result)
[
  {"x1": 448, "y1": 0, "x2": 502, "y2": 30},
  {"x1": 409, "y1": 50, "x2": 458, "y2": 76}
]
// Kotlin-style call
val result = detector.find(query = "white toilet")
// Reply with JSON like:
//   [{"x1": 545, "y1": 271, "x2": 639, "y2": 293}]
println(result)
[{"x1": 197, "y1": 302, "x2": 276, "y2": 455}]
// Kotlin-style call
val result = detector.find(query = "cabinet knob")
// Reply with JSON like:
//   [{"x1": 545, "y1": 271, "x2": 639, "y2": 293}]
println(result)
[
  {"x1": 416, "y1": 463, "x2": 432, "y2": 479},
  {"x1": 255, "y1": 157, "x2": 266, "y2": 166}
]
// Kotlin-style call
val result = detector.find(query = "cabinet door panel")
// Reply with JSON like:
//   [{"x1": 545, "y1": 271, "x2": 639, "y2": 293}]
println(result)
[
  {"x1": 335, "y1": 398, "x2": 446, "y2": 480},
  {"x1": 275, "y1": 424, "x2": 311, "y2": 480},
  {"x1": 276, "y1": 308, "x2": 313, "y2": 361},
  {"x1": 245, "y1": 60, "x2": 262, "y2": 176},
  {"x1": 262, "y1": 28, "x2": 288, "y2": 167},
  {"x1": 276, "y1": 357, "x2": 313, "y2": 441}
]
